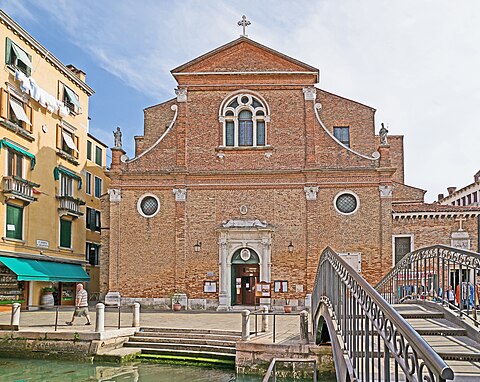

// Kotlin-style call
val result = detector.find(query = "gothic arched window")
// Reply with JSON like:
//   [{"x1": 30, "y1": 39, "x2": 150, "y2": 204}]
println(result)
[{"x1": 220, "y1": 93, "x2": 269, "y2": 147}]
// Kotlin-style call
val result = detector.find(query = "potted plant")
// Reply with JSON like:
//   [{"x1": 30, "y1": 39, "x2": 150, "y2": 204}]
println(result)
[
  {"x1": 283, "y1": 298, "x2": 292, "y2": 313},
  {"x1": 40, "y1": 286, "x2": 55, "y2": 308},
  {"x1": 172, "y1": 293, "x2": 182, "y2": 311}
]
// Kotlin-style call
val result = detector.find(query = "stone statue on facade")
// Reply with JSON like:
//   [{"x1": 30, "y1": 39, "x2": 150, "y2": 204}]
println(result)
[
  {"x1": 379, "y1": 123, "x2": 388, "y2": 145},
  {"x1": 113, "y1": 127, "x2": 122, "y2": 149}
]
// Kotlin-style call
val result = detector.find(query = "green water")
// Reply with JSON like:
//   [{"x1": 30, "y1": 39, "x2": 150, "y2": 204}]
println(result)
[{"x1": 0, "y1": 358, "x2": 331, "y2": 382}]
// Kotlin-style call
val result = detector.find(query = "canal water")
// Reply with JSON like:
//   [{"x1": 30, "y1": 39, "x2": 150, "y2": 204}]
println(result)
[{"x1": 0, "y1": 358, "x2": 331, "y2": 382}]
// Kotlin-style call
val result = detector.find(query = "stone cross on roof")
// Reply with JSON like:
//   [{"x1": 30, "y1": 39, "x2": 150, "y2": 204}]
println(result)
[
  {"x1": 238, "y1": 15, "x2": 251, "y2": 37},
  {"x1": 455, "y1": 215, "x2": 466, "y2": 231}
]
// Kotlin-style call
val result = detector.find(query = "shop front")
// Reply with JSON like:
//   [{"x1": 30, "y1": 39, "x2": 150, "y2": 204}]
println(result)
[{"x1": 0, "y1": 256, "x2": 89, "y2": 309}]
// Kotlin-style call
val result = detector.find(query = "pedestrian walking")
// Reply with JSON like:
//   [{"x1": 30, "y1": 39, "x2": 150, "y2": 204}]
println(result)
[
  {"x1": 66, "y1": 284, "x2": 91, "y2": 326},
  {"x1": 447, "y1": 285, "x2": 455, "y2": 306}
]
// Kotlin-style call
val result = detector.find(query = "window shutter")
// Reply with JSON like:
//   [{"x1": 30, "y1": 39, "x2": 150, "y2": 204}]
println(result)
[
  {"x1": 95, "y1": 210, "x2": 101, "y2": 231},
  {"x1": 0, "y1": 89, "x2": 9, "y2": 119},
  {"x1": 56, "y1": 125, "x2": 62, "y2": 149},
  {"x1": 90, "y1": 209, "x2": 96, "y2": 231},
  {"x1": 5, "y1": 38, "x2": 12, "y2": 65},
  {"x1": 73, "y1": 135, "x2": 79, "y2": 158},
  {"x1": 25, "y1": 104, "x2": 33, "y2": 133},
  {"x1": 60, "y1": 219, "x2": 72, "y2": 248}
]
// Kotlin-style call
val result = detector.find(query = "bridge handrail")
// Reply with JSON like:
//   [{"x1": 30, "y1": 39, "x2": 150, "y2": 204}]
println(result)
[
  {"x1": 375, "y1": 244, "x2": 480, "y2": 326},
  {"x1": 376, "y1": 244, "x2": 480, "y2": 290},
  {"x1": 312, "y1": 247, "x2": 454, "y2": 382}
]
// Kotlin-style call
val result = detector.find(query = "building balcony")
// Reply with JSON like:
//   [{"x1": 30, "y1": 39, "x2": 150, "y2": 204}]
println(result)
[
  {"x1": 57, "y1": 195, "x2": 85, "y2": 218},
  {"x1": 2, "y1": 176, "x2": 39, "y2": 203}
]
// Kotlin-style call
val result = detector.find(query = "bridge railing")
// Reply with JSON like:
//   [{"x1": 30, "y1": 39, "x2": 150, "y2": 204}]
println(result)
[
  {"x1": 375, "y1": 245, "x2": 480, "y2": 327},
  {"x1": 312, "y1": 247, "x2": 453, "y2": 382}
]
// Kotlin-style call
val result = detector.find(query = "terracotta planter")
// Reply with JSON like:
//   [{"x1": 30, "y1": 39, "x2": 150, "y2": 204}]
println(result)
[
  {"x1": 173, "y1": 303, "x2": 182, "y2": 311},
  {"x1": 283, "y1": 305, "x2": 292, "y2": 313}
]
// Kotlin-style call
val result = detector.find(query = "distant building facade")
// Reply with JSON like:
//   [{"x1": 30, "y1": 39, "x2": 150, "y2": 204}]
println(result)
[
  {"x1": 85, "y1": 133, "x2": 109, "y2": 299},
  {"x1": 102, "y1": 37, "x2": 480, "y2": 309},
  {"x1": 0, "y1": 11, "x2": 106, "y2": 309}
]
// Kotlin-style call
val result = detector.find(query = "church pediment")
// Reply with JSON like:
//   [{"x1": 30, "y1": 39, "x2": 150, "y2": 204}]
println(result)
[{"x1": 171, "y1": 37, "x2": 319, "y2": 83}]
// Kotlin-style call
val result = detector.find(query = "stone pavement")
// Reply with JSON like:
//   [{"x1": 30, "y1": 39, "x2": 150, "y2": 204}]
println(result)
[{"x1": 0, "y1": 307, "x2": 304, "y2": 344}]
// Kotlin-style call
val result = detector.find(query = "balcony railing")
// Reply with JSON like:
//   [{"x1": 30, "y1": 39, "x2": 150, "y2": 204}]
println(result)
[
  {"x1": 57, "y1": 195, "x2": 85, "y2": 217},
  {"x1": 2, "y1": 176, "x2": 39, "y2": 202}
]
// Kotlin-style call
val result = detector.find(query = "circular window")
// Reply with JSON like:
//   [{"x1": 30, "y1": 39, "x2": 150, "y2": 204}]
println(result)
[
  {"x1": 241, "y1": 96, "x2": 249, "y2": 104},
  {"x1": 137, "y1": 194, "x2": 160, "y2": 218},
  {"x1": 334, "y1": 192, "x2": 359, "y2": 215}
]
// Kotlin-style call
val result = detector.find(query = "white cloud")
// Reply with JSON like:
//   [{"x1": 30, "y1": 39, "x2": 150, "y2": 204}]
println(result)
[{"x1": 10, "y1": 0, "x2": 480, "y2": 200}]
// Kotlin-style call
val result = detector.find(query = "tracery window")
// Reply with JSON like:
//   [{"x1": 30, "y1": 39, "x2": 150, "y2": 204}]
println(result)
[{"x1": 221, "y1": 93, "x2": 269, "y2": 147}]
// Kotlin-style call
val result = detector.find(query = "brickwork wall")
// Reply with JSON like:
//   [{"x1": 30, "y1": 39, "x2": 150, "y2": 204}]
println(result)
[
  {"x1": 392, "y1": 216, "x2": 478, "y2": 253},
  {"x1": 393, "y1": 182, "x2": 426, "y2": 203},
  {"x1": 102, "y1": 38, "x2": 472, "y2": 305},
  {"x1": 316, "y1": 90, "x2": 376, "y2": 157},
  {"x1": 386, "y1": 136, "x2": 404, "y2": 183}
]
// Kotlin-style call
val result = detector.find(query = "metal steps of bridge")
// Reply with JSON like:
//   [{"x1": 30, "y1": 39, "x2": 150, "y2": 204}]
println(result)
[
  {"x1": 123, "y1": 327, "x2": 241, "y2": 366},
  {"x1": 394, "y1": 303, "x2": 480, "y2": 380}
]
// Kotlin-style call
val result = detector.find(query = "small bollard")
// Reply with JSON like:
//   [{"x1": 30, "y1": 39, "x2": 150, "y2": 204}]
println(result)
[
  {"x1": 261, "y1": 305, "x2": 269, "y2": 332},
  {"x1": 11, "y1": 303, "x2": 20, "y2": 328},
  {"x1": 95, "y1": 303, "x2": 105, "y2": 332},
  {"x1": 300, "y1": 310, "x2": 309, "y2": 344},
  {"x1": 241, "y1": 310, "x2": 251, "y2": 340},
  {"x1": 132, "y1": 302, "x2": 140, "y2": 328}
]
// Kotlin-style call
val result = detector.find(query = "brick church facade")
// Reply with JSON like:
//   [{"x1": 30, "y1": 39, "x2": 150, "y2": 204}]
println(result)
[{"x1": 101, "y1": 37, "x2": 480, "y2": 309}]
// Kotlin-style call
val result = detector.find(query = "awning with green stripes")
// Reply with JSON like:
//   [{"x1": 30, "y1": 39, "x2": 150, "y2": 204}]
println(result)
[
  {"x1": 0, "y1": 256, "x2": 89, "y2": 282},
  {"x1": 53, "y1": 166, "x2": 82, "y2": 190},
  {"x1": 0, "y1": 139, "x2": 36, "y2": 170}
]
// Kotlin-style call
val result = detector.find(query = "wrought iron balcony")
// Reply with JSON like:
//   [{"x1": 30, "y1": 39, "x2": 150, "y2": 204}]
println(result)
[
  {"x1": 57, "y1": 195, "x2": 85, "y2": 217},
  {"x1": 2, "y1": 176, "x2": 39, "y2": 203}
]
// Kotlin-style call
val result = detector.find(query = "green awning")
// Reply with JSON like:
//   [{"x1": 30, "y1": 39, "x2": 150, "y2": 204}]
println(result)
[
  {"x1": 0, "y1": 139, "x2": 36, "y2": 170},
  {"x1": 0, "y1": 256, "x2": 89, "y2": 282},
  {"x1": 53, "y1": 166, "x2": 82, "y2": 190}
]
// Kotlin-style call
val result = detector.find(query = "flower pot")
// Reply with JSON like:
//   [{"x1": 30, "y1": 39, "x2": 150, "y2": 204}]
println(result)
[
  {"x1": 41, "y1": 292, "x2": 55, "y2": 309},
  {"x1": 173, "y1": 303, "x2": 182, "y2": 311},
  {"x1": 283, "y1": 305, "x2": 292, "y2": 313}
]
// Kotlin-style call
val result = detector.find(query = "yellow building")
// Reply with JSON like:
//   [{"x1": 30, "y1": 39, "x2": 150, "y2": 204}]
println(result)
[
  {"x1": 85, "y1": 133, "x2": 109, "y2": 300},
  {"x1": 0, "y1": 10, "x2": 100, "y2": 309}
]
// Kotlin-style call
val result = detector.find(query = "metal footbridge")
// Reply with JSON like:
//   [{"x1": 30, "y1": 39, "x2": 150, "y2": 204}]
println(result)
[{"x1": 312, "y1": 245, "x2": 480, "y2": 381}]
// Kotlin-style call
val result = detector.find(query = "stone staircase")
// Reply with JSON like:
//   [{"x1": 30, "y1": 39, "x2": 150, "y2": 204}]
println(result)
[
  {"x1": 123, "y1": 327, "x2": 241, "y2": 366},
  {"x1": 395, "y1": 303, "x2": 480, "y2": 381}
]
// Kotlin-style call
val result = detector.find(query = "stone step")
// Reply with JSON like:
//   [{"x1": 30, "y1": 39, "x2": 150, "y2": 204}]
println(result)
[
  {"x1": 422, "y1": 335, "x2": 480, "y2": 361},
  {"x1": 405, "y1": 318, "x2": 467, "y2": 336},
  {"x1": 134, "y1": 331, "x2": 241, "y2": 342},
  {"x1": 125, "y1": 341, "x2": 236, "y2": 355},
  {"x1": 139, "y1": 327, "x2": 241, "y2": 337},
  {"x1": 139, "y1": 347, "x2": 236, "y2": 360},
  {"x1": 393, "y1": 304, "x2": 445, "y2": 319},
  {"x1": 129, "y1": 335, "x2": 237, "y2": 348}
]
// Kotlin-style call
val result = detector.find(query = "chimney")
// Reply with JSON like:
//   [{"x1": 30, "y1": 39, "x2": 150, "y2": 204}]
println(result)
[
  {"x1": 475, "y1": 170, "x2": 480, "y2": 183},
  {"x1": 437, "y1": 193, "x2": 444, "y2": 202},
  {"x1": 66, "y1": 64, "x2": 86, "y2": 82},
  {"x1": 447, "y1": 187, "x2": 456, "y2": 195}
]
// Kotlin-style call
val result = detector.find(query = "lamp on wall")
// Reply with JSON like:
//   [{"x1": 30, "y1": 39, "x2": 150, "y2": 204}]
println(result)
[
  {"x1": 194, "y1": 240, "x2": 202, "y2": 252},
  {"x1": 288, "y1": 241, "x2": 294, "y2": 253}
]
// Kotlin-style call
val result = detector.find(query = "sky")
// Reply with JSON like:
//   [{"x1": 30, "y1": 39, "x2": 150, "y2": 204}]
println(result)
[{"x1": 1, "y1": 0, "x2": 479, "y2": 202}]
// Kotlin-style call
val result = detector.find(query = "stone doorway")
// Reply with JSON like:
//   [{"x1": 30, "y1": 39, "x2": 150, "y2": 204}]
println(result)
[{"x1": 217, "y1": 219, "x2": 273, "y2": 310}]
